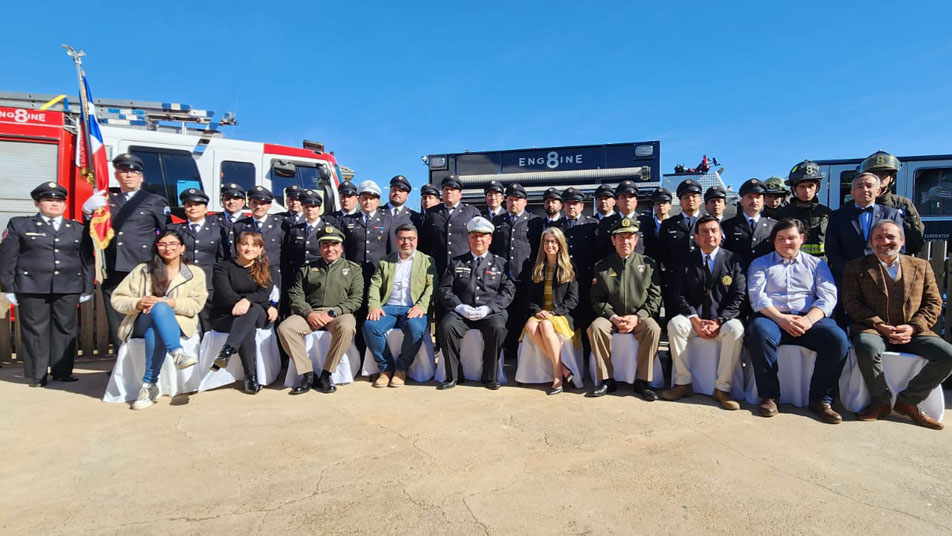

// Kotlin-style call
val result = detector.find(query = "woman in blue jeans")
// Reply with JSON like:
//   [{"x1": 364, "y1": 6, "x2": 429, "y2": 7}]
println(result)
[{"x1": 111, "y1": 230, "x2": 208, "y2": 410}]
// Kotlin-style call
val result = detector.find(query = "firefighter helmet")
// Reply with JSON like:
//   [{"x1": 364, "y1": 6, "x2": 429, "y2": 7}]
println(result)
[
  {"x1": 787, "y1": 159, "x2": 823, "y2": 186},
  {"x1": 764, "y1": 176, "x2": 789, "y2": 195},
  {"x1": 860, "y1": 150, "x2": 900, "y2": 174}
]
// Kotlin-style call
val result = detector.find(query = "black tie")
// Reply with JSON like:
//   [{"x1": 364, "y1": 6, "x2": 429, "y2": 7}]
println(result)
[
  {"x1": 859, "y1": 206, "x2": 873, "y2": 213},
  {"x1": 255, "y1": 221, "x2": 263, "y2": 233},
  {"x1": 702, "y1": 254, "x2": 713, "y2": 320},
  {"x1": 190, "y1": 223, "x2": 199, "y2": 235},
  {"x1": 749, "y1": 219, "x2": 756, "y2": 233},
  {"x1": 473, "y1": 255, "x2": 484, "y2": 276},
  {"x1": 306, "y1": 224, "x2": 313, "y2": 236}
]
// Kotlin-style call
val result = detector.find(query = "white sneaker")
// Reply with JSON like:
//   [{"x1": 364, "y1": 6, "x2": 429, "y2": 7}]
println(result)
[
  {"x1": 170, "y1": 348, "x2": 197, "y2": 370},
  {"x1": 132, "y1": 382, "x2": 159, "y2": 410}
]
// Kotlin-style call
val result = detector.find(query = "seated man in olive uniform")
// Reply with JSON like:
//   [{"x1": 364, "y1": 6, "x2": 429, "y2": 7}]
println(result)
[
  {"x1": 277, "y1": 225, "x2": 364, "y2": 394},
  {"x1": 436, "y1": 217, "x2": 516, "y2": 390},
  {"x1": 588, "y1": 217, "x2": 663, "y2": 400}
]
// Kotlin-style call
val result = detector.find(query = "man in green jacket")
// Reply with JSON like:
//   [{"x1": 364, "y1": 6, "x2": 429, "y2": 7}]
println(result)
[
  {"x1": 588, "y1": 217, "x2": 663, "y2": 400},
  {"x1": 278, "y1": 225, "x2": 364, "y2": 394},
  {"x1": 363, "y1": 223, "x2": 438, "y2": 388}
]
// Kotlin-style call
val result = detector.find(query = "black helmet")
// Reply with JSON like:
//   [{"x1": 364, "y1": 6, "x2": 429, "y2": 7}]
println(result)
[
  {"x1": 860, "y1": 150, "x2": 900, "y2": 174},
  {"x1": 787, "y1": 159, "x2": 823, "y2": 186}
]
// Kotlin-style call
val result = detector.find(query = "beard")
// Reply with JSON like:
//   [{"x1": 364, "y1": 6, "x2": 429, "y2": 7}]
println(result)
[{"x1": 545, "y1": 207, "x2": 559, "y2": 216}]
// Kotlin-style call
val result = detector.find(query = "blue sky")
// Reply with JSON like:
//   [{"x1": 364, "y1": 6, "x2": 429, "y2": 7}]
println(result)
[{"x1": 3, "y1": 1, "x2": 950, "y2": 206}]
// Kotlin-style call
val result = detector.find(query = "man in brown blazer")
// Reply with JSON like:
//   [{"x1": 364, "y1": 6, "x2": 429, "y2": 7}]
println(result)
[{"x1": 842, "y1": 220, "x2": 952, "y2": 429}]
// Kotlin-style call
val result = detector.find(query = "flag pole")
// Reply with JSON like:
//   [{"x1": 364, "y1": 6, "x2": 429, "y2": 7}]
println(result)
[{"x1": 62, "y1": 45, "x2": 96, "y2": 187}]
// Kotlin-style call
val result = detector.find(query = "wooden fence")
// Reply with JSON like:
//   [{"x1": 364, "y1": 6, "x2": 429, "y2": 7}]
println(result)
[{"x1": 1, "y1": 240, "x2": 951, "y2": 362}]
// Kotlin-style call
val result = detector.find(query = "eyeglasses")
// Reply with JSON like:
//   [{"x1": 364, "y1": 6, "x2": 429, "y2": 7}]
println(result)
[{"x1": 156, "y1": 242, "x2": 182, "y2": 249}]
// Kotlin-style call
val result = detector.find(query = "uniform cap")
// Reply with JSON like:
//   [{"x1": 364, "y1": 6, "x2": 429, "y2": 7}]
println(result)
[
  {"x1": 338, "y1": 181, "x2": 358, "y2": 196},
  {"x1": 179, "y1": 188, "x2": 209, "y2": 204},
  {"x1": 420, "y1": 184, "x2": 440, "y2": 197},
  {"x1": 484, "y1": 180, "x2": 504, "y2": 194},
  {"x1": 248, "y1": 185, "x2": 274, "y2": 202},
  {"x1": 112, "y1": 153, "x2": 144, "y2": 171},
  {"x1": 704, "y1": 185, "x2": 727, "y2": 201},
  {"x1": 610, "y1": 216, "x2": 640, "y2": 235},
  {"x1": 284, "y1": 185, "x2": 304, "y2": 199},
  {"x1": 316, "y1": 224, "x2": 344, "y2": 243},
  {"x1": 389, "y1": 175, "x2": 412, "y2": 192},
  {"x1": 220, "y1": 183, "x2": 246, "y2": 198},
  {"x1": 31, "y1": 181, "x2": 68, "y2": 200},
  {"x1": 615, "y1": 180, "x2": 639, "y2": 197},
  {"x1": 466, "y1": 216, "x2": 495, "y2": 234},
  {"x1": 739, "y1": 178, "x2": 767, "y2": 196},
  {"x1": 357, "y1": 180, "x2": 382, "y2": 197},
  {"x1": 301, "y1": 189, "x2": 323, "y2": 206},
  {"x1": 543, "y1": 187, "x2": 562, "y2": 201},
  {"x1": 441, "y1": 175, "x2": 463, "y2": 190},
  {"x1": 594, "y1": 184, "x2": 616, "y2": 199},
  {"x1": 676, "y1": 179, "x2": 703, "y2": 197},
  {"x1": 505, "y1": 183, "x2": 527, "y2": 199},
  {"x1": 561, "y1": 187, "x2": 584, "y2": 202},
  {"x1": 652, "y1": 188, "x2": 673, "y2": 202}
]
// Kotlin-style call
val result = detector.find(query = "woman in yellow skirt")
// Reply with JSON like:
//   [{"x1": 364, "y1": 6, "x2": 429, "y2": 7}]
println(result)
[{"x1": 522, "y1": 227, "x2": 579, "y2": 395}]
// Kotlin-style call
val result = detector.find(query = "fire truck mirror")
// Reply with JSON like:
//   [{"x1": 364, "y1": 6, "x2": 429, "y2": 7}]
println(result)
[
  {"x1": 273, "y1": 160, "x2": 296, "y2": 178},
  {"x1": 319, "y1": 166, "x2": 331, "y2": 181}
]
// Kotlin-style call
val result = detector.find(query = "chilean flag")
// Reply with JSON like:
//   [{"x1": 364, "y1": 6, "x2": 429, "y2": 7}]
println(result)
[{"x1": 81, "y1": 74, "x2": 114, "y2": 249}]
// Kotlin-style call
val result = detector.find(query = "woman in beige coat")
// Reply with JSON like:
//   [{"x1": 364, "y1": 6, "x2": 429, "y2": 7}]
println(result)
[{"x1": 111, "y1": 229, "x2": 208, "y2": 409}]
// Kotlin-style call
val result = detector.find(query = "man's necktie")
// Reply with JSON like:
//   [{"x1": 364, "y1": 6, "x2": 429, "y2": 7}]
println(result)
[
  {"x1": 749, "y1": 219, "x2": 756, "y2": 233},
  {"x1": 190, "y1": 223, "x2": 199, "y2": 235},
  {"x1": 255, "y1": 221, "x2": 262, "y2": 233},
  {"x1": 702, "y1": 254, "x2": 714, "y2": 319},
  {"x1": 306, "y1": 224, "x2": 313, "y2": 236}
]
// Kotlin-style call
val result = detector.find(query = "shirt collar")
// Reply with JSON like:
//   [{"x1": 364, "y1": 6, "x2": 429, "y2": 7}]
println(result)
[
  {"x1": 702, "y1": 246, "x2": 720, "y2": 260},
  {"x1": 546, "y1": 215, "x2": 561, "y2": 223},
  {"x1": 398, "y1": 251, "x2": 416, "y2": 262},
  {"x1": 622, "y1": 211, "x2": 638, "y2": 220},
  {"x1": 253, "y1": 215, "x2": 268, "y2": 224},
  {"x1": 188, "y1": 218, "x2": 206, "y2": 227},
  {"x1": 855, "y1": 202, "x2": 875, "y2": 210},
  {"x1": 773, "y1": 251, "x2": 803, "y2": 265},
  {"x1": 878, "y1": 255, "x2": 900, "y2": 269},
  {"x1": 746, "y1": 214, "x2": 760, "y2": 225}
]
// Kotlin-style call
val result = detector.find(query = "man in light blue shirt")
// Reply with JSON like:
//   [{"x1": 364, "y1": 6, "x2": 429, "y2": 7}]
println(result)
[{"x1": 747, "y1": 218, "x2": 850, "y2": 424}]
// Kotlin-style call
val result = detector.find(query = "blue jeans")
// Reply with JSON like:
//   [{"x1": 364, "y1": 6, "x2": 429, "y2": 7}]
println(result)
[
  {"x1": 131, "y1": 302, "x2": 183, "y2": 384},
  {"x1": 747, "y1": 315, "x2": 849, "y2": 404},
  {"x1": 362, "y1": 305, "x2": 428, "y2": 373}
]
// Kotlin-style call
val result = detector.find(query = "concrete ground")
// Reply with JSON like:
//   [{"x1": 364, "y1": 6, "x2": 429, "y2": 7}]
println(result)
[{"x1": 0, "y1": 357, "x2": 950, "y2": 536}]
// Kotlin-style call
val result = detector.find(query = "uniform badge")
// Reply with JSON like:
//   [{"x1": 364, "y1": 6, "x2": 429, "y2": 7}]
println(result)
[
  {"x1": 622, "y1": 218, "x2": 631, "y2": 227},
  {"x1": 342, "y1": 268, "x2": 350, "y2": 276},
  {"x1": 230, "y1": 183, "x2": 238, "y2": 188},
  {"x1": 722, "y1": 275, "x2": 732, "y2": 286},
  {"x1": 637, "y1": 265, "x2": 645, "y2": 273},
  {"x1": 325, "y1": 226, "x2": 334, "y2": 233},
  {"x1": 48, "y1": 182, "x2": 57, "y2": 188}
]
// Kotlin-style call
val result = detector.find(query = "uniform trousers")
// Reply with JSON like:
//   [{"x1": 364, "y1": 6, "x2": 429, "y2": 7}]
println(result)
[
  {"x1": 130, "y1": 302, "x2": 184, "y2": 384},
  {"x1": 211, "y1": 304, "x2": 272, "y2": 379},
  {"x1": 101, "y1": 271, "x2": 129, "y2": 349},
  {"x1": 436, "y1": 311, "x2": 507, "y2": 384},
  {"x1": 502, "y1": 282, "x2": 530, "y2": 360},
  {"x1": 747, "y1": 315, "x2": 849, "y2": 404},
  {"x1": 587, "y1": 316, "x2": 662, "y2": 382},
  {"x1": 362, "y1": 305, "x2": 429, "y2": 373},
  {"x1": 667, "y1": 315, "x2": 743, "y2": 392},
  {"x1": 852, "y1": 333, "x2": 952, "y2": 406},
  {"x1": 277, "y1": 311, "x2": 356, "y2": 375},
  {"x1": 17, "y1": 293, "x2": 80, "y2": 381}
]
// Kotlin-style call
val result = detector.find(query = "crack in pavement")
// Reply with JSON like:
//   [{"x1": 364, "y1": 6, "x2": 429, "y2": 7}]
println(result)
[
  {"x1": 401, "y1": 487, "x2": 453, "y2": 527},
  {"x1": 253, "y1": 461, "x2": 342, "y2": 535},
  {"x1": 462, "y1": 495, "x2": 490, "y2": 536}
]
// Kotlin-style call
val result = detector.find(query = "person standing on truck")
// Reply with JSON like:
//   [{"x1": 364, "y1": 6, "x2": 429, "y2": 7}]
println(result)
[
  {"x1": 481, "y1": 180, "x2": 506, "y2": 221},
  {"x1": 172, "y1": 188, "x2": 229, "y2": 334},
  {"x1": 773, "y1": 159, "x2": 832, "y2": 260},
  {"x1": 762, "y1": 177, "x2": 788, "y2": 219},
  {"x1": 81, "y1": 153, "x2": 170, "y2": 349},
  {"x1": 860, "y1": 150, "x2": 925, "y2": 255},
  {"x1": 1, "y1": 182, "x2": 94, "y2": 387}
]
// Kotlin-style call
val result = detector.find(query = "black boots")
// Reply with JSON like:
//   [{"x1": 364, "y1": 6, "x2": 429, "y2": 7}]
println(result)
[{"x1": 211, "y1": 344, "x2": 237, "y2": 371}]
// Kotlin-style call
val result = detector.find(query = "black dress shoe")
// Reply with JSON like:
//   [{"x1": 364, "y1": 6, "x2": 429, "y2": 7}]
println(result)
[
  {"x1": 437, "y1": 381, "x2": 456, "y2": 390},
  {"x1": 212, "y1": 344, "x2": 237, "y2": 371},
  {"x1": 52, "y1": 375, "x2": 79, "y2": 382},
  {"x1": 244, "y1": 377, "x2": 261, "y2": 394},
  {"x1": 316, "y1": 370, "x2": 336, "y2": 393},
  {"x1": 589, "y1": 383, "x2": 609, "y2": 397},
  {"x1": 290, "y1": 372, "x2": 313, "y2": 395},
  {"x1": 605, "y1": 378, "x2": 618, "y2": 393},
  {"x1": 28, "y1": 375, "x2": 48, "y2": 388},
  {"x1": 633, "y1": 379, "x2": 658, "y2": 402},
  {"x1": 485, "y1": 380, "x2": 501, "y2": 390}
]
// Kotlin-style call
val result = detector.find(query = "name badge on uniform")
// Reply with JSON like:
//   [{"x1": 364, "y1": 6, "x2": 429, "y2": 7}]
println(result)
[
  {"x1": 310, "y1": 268, "x2": 321, "y2": 272},
  {"x1": 25, "y1": 232, "x2": 46, "y2": 237},
  {"x1": 485, "y1": 270, "x2": 496, "y2": 277}
]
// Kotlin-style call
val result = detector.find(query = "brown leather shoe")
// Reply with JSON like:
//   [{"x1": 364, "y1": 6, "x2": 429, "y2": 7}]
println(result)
[
  {"x1": 661, "y1": 383, "x2": 693, "y2": 401},
  {"x1": 713, "y1": 389, "x2": 740, "y2": 410},
  {"x1": 373, "y1": 372, "x2": 391, "y2": 388},
  {"x1": 893, "y1": 400, "x2": 944, "y2": 430},
  {"x1": 808, "y1": 401, "x2": 843, "y2": 424},
  {"x1": 857, "y1": 400, "x2": 892, "y2": 422},
  {"x1": 759, "y1": 397, "x2": 778, "y2": 418},
  {"x1": 389, "y1": 370, "x2": 406, "y2": 388}
]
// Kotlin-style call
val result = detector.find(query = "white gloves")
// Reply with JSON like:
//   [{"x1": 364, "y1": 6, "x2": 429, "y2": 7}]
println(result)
[
  {"x1": 455, "y1": 304, "x2": 490, "y2": 321},
  {"x1": 269, "y1": 285, "x2": 280, "y2": 304},
  {"x1": 82, "y1": 190, "x2": 108, "y2": 215},
  {"x1": 4, "y1": 293, "x2": 17, "y2": 306},
  {"x1": 79, "y1": 294, "x2": 93, "y2": 303}
]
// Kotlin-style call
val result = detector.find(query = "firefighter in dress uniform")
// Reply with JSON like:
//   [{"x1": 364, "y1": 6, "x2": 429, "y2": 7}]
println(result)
[
  {"x1": 81, "y1": 153, "x2": 170, "y2": 348},
  {"x1": 384, "y1": 174, "x2": 418, "y2": 226},
  {"x1": 417, "y1": 183, "x2": 441, "y2": 225},
  {"x1": 419, "y1": 175, "x2": 481, "y2": 279},
  {"x1": 596, "y1": 180, "x2": 646, "y2": 260},
  {"x1": 284, "y1": 189, "x2": 328, "y2": 273},
  {"x1": 326, "y1": 180, "x2": 359, "y2": 229},
  {"x1": 279, "y1": 185, "x2": 305, "y2": 228},
  {"x1": 172, "y1": 188, "x2": 229, "y2": 333},
  {"x1": 559, "y1": 187, "x2": 599, "y2": 362},
  {"x1": 721, "y1": 179, "x2": 777, "y2": 269},
  {"x1": 0, "y1": 183, "x2": 94, "y2": 386},
  {"x1": 541, "y1": 187, "x2": 564, "y2": 227},
  {"x1": 211, "y1": 182, "x2": 247, "y2": 254},
  {"x1": 639, "y1": 188, "x2": 672, "y2": 264},
  {"x1": 704, "y1": 185, "x2": 728, "y2": 222},
  {"x1": 481, "y1": 180, "x2": 506, "y2": 221}
]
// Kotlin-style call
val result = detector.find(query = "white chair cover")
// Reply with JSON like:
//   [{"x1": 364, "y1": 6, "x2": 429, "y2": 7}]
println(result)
[
  {"x1": 283, "y1": 331, "x2": 361, "y2": 388},
  {"x1": 588, "y1": 334, "x2": 665, "y2": 388},
  {"x1": 197, "y1": 329, "x2": 281, "y2": 391},
  {"x1": 361, "y1": 329, "x2": 436, "y2": 383},
  {"x1": 839, "y1": 349, "x2": 945, "y2": 422},
  {"x1": 744, "y1": 345, "x2": 816, "y2": 407},
  {"x1": 102, "y1": 334, "x2": 202, "y2": 403},
  {"x1": 676, "y1": 337, "x2": 746, "y2": 400},
  {"x1": 514, "y1": 334, "x2": 585, "y2": 388},
  {"x1": 434, "y1": 329, "x2": 507, "y2": 384}
]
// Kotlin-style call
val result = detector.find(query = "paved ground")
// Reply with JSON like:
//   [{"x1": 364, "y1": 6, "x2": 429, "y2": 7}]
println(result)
[{"x1": 0, "y1": 357, "x2": 950, "y2": 536}]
